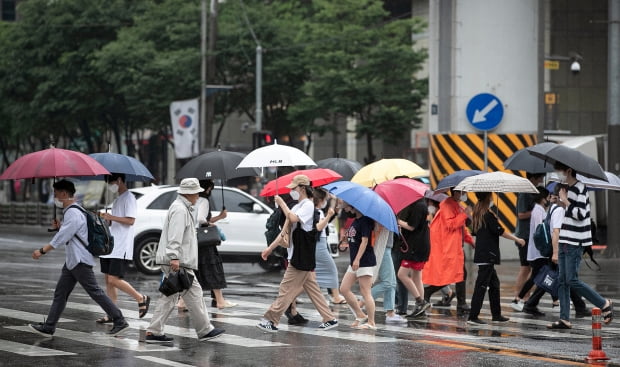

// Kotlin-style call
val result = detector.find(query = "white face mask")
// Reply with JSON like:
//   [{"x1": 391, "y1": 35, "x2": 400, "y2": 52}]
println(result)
[
  {"x1": 489, "y1": 200, "x2": 495, "y2": 208},
  {"x1": 320, "y1": 200, "x2": 327, "y2": 209},
  {"x1": 555, "y1": 171, "x2": 567, "y2": 183},
  {"x1": 54, "y1": 198, "x2": 64, "y2": 208},
  {"x1": 108, "y1": 183, "x2": 119, "y2": 194},
  {"x1": 289, "y1": 189, "x2": 300, "y2": 201},
  {"x1": 428, "y1": 205, "x2": 436, "y2": 214},
  {"x1": 460, "y1": 193, "x2": 468, "y2": 202}
]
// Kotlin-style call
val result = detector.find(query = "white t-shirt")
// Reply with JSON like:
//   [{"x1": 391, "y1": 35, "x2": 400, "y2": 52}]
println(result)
[
  {"x1": 194, "y1": 197, "x2": 210, "y2": 228},
  {"x1": 102, "y1": 190, "x2": 137, "y2": 260},
  {"x1": 549, "y1": 203, "x2": 565, "y2": 230},
  {"x1": 527, "y1": 203, "x2": 546, "y2": 261},
  {"x1": 286, "y1": 198, "x2": 315, "y2": 260}
]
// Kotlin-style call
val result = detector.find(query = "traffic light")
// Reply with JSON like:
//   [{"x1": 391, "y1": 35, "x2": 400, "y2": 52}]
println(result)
[{"x1": 252, "y1": 130, "x2": 274, "y2": 149}]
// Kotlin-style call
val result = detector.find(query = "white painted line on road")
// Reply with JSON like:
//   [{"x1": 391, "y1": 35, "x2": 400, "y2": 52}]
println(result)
[
  {"x1": 136, "y1": 356, "x2": 196, "y2": 367},
  {"x1": 7, "y1": 326, "x2": 179, "y2": 352},
  {"x1": 0, "y1": 307, "x2": 74, "y2": 323},
  {"x1": 0, "y1": 339, "x2": 75, "y2": 356}
]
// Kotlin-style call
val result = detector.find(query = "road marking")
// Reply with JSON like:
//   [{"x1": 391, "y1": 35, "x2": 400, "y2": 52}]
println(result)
[
  {"x1": 0, "y1": 307, "x2": 74, "y2": 323},
  {"x1": 7, "y1": 326, "x2": 179, "y2": 352},
  {"x1": 0, "y1": 339, "x2": 75, "y2": 356},
  {"x1": 136, "y1": 356, "x2": 196, "y2": 367}
]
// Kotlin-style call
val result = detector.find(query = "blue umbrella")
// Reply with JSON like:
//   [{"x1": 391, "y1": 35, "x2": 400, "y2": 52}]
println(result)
[
  {"x1": 435, "y1": 170, "x2": 485, "y2": 191},
  {"x1": 323, "y1": 181, "x2": 398, "y2": 233},
  {"x1": 88, "y1": 153, "x2": 154, "y2": 182}
]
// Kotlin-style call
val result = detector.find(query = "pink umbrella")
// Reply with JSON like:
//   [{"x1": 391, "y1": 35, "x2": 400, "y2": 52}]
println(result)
[
  {"x1": 0, "y1": 147, "x2": 110, "y2": 180},
  {"x1": 260, "y1": 168, "x2": 342, "y2": 197},
  {"x1": 373, "y1": 178, "x2": 429, "y2": 214}
]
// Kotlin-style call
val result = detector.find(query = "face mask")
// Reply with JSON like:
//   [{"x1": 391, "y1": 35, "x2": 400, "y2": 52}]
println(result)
[
  {"x1": 54, "y1": 198, "x2": 64, "y2": 208},
  {"x1": 346, "y1": 211, "x2": 357, "y2": 218},
  {"x1": 289, "y1": 189, "x2": 300, "y2": 201},
  {"x1": 108, "y1": 183, "x2": 119, "y2": 194},
  {"x1": 555, "y1": 171, "x2": 567, "y2": 183},
  {"x1": 460, "y1": 193, "x2": 468, "y2": 202},
  {"x1": 428, "y1": 205, "x2": 436, "y2": 214},
  {"x1": 489, "y1": 200, "x2": 494, "y2": 208},
  {"x1": 320, "y1": 201, "x2": 327, "y2": 209}
]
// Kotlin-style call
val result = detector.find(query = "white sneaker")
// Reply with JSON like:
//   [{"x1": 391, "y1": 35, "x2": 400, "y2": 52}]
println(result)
[
  {"x1": 510, "y1": 299, "x2": 524, "y2": 312},
  {"x1": 385, "y1": 314, "x2": 408, "y2": 324}
]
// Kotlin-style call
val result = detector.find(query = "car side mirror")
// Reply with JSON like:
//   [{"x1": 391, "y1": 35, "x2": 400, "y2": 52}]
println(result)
[{"x1": 252, "y1": 203, "x2": 264, "y2": 213}]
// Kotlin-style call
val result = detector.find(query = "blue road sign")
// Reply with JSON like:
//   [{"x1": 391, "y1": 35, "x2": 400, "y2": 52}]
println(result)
[{"x1": 466, "y1": 93, "x2": 504, "y2": 131}]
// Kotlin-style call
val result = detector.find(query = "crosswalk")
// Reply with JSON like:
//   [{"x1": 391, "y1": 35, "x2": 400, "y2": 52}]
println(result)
[{"x1": 1, "y1": 286, "x2": 618, "y2": 365}]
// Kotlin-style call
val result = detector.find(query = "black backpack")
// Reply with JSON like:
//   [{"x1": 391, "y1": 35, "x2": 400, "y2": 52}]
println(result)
[{"x1": 70, "y1": 205, "x2": 115, "y2": 257}]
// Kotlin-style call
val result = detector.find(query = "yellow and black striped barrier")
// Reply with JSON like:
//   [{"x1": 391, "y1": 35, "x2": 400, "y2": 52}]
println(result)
[{"x1": 429, "y1": 133, "x2": 537, "y2": 232}]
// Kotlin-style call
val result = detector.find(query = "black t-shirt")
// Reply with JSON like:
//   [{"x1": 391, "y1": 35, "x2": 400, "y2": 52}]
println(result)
[
  {"x1": 346, "y1": 215, "x2": 376, "y2": 267},
  {"x1": 398, "y1": 199, "x2": 430, "y2": 262}
]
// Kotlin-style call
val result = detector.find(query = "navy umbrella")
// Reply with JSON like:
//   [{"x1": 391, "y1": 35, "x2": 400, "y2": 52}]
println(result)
[
  {"x1": 434, "y1": 170, "x2": 485, "y2": 192},
  {"x1": 88, "y1": 153, "x2": 154, "y2": 182}
]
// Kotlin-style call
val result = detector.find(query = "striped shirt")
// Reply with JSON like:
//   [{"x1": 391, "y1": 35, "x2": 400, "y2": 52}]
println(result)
[{"x1": 559, "y1": 181, "x2": 592, "y2": 247}]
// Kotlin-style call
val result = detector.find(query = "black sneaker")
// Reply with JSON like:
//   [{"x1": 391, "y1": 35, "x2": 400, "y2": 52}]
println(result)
[
  {"x1": 522, "y1": 306, "x2": 545, "y2": 317},
  {"x1": 318, "y1": 319, "x2": 338, "y2": 330},
  {"x1": 29, "y1": 323, "x2": 54, "y2": 338},
  {"x1": 257, "y1": 320, "x2": 278, "y2": 333},
  {"x1": 492, "y1": 315, "x2": 510, "y2": 322},
  {"x1": 411, "y1": 300, "x2": 431, "y2": 317},
  {"x1": 288, "y1": 313, "x2": 308, "y2": 325},
  {"x1": 145, "y1": 333, "x2": 174, "y2": 343},
  {"x1": 457, "y1": 303, "x2": 471, "y2": 313},
  {"x1": 108, "y1": 321, "x2": 129, "y2": 336},
  {"x1": 467, "y1": 318, "x2": 486, "y2": 325},
  {"x1": 199, "y1": 328, "x2": 225, "y2": 341}
]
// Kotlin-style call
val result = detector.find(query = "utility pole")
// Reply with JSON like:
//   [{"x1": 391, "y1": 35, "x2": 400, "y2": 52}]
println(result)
[
  {"x1": 206, "y1": 0, "x2": 218, "y2": 149},
  {"x1": 256, "y1": 45, "x2": 263, "y2": 131},
  {"x1": 607, "y1": 0, "x2": 620, "y2": 257},
  {"x1": 199, "y1": 0, "x2": 208, "y2": 151}
]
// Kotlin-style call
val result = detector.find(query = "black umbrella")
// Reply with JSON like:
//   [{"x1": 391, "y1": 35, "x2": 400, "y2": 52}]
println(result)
[
  {"x1": 316, "y1": 157, "x2": 362, "y2": 181},
  {"x1": 503, "y1": 146, "x2": 555, "y2": 173},
  {"x1": 526, "y1": 143, "x2": 607, "y2": 181},
  {"x1": 176, "y1": 150, "x2": 260, "y2": 208},
  {"x1": 435, "y1": 170, "x2": 485, "y2": 192}
]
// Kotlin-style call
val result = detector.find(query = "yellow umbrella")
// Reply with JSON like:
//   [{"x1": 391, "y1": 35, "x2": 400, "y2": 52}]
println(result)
[{"x1": 351, "y1": 158, "x2": 428, "y2": 187}]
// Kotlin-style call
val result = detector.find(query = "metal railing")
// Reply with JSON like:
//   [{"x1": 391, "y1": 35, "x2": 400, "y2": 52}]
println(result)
[{"x1": 0, "y1": 203, "x2": 55, "y2": 226}]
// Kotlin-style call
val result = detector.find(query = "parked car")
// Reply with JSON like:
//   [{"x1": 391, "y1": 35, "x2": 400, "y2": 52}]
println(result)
[{"x1": 122, "y1": 185, "x2": 338, "y2": 275}]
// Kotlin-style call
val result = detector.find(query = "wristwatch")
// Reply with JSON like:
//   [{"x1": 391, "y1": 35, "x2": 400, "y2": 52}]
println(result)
[{"x1": 39, "y1": 247, "x2": 46, "y2": 255}]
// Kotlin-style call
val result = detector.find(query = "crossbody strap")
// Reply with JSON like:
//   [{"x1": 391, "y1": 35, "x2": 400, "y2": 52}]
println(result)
[{"x1": 68, "y1": 204, "x2": 89, "y2": 249}]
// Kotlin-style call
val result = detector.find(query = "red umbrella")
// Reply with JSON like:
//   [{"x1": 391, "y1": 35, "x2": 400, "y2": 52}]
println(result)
[
  {"x1": 373, "y1": 178, "x2": 429, "y2": 214},
  {"x1": 0, "y1": 147, "x2": 110, "y2": 180},
  {"x1": 260, "y1": 168, "x2": 342, "y2": 197}
]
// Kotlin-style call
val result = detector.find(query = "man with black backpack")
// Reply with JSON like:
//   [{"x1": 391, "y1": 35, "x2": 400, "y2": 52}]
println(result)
[{"x1": 29, "y1": 180, "x2": 129, "y2": 337}]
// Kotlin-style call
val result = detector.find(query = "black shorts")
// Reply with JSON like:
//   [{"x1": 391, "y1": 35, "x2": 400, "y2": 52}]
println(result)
[
  {"x1": 100, "y1": 258, "x2": 131, "y2": 278},
  {"x1": 516, "y1": 241, "x2": 529, "y2": 266}
]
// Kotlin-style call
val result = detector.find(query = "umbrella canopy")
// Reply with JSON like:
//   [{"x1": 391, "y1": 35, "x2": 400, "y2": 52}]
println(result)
[
  {"x1": 177, "y1": 150, "x2": 259, "y2": 180},
  {"x1": 260, "y1": 168, "x2": 342, "y2": 197},
  {"x1": 527, "y1": 143, "x2": 607, "y2": 181},
  {"x1": 435, "y1": 170, "x2": 485, "y2": 192},
  {"x1": 236, "y1": 141, "x2": 316, "y2": 169},
  {"x1": 577, "y1": 171, "x2": 620, "y2": 191},
  {"x1": 454, "y1": 171, "x2": 539, "y2": 193},
  {"x1": 351, "y1": 158, "x2": 427, "y2": 187},
  {"x1": 323, "y1": 181, "x2": 398, "y2": 233},
  {"x1": 424, "y1": 189, "x2": 449, "y2": 203},
  {"x1": 373, "y1": 178, "x2": 429, "y2": 214},
  {"x1": 316, "y1": 157, "x2": 362, "y2": 181},
  {"x1": 86, "y1": 153, "x2": 154, "y2": 182},
  {"x1": 503, "y1": 147, "x2": 554, "y2": 173},
  {"x1": 0, "y1": 147, "x2": 110, "y2": 180}
]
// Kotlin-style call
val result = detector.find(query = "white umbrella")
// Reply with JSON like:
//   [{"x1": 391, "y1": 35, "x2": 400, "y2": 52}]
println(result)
[
  {"x1": 454, "y1": 171, "x2": 539, "y2": 193},
  {"x1": 577, "y1": 171, "x2": 620, "y2": 191},
  {"x1": 236, "y1": 141, "x2": 316, "y2": 169}
]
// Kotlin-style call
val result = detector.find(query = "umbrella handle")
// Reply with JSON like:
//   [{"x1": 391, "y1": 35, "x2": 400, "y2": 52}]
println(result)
[{"x1": 399, "y1": 232, "x2": 409, "y2": 254}]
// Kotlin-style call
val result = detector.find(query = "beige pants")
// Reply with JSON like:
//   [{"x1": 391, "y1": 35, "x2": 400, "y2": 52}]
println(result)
[
  {"x1": 147, "y1": 267, "x2": 214, "y2": 337},
  {"x1": 263, "y1": 265, "x2": 335, "y2": 325}
]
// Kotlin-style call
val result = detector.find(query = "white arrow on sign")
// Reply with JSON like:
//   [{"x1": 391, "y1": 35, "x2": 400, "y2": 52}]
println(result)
[{"x1": 472, "y1": 99, "x2": 499, "y2": 123}]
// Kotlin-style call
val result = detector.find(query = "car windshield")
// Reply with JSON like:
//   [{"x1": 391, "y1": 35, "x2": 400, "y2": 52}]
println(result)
[{"x1": 210, "y1": 189, "x2": 259, "y2": 213}]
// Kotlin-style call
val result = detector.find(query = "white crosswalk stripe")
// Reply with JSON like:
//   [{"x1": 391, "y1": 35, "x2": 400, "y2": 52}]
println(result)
[
  {"x1": 135, "y1": 356, "x2": 197, "y2": 367},
  {"x1": 0, "y1": 340, "x2": 75, "y2": 356}
]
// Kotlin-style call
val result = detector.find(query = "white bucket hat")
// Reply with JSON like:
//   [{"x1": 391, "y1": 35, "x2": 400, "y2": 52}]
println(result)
[{"x1": 178, "y1": 178, "x2": 205, "y2": 195}]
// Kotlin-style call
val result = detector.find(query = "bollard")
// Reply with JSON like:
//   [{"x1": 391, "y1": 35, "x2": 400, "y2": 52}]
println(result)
[{"x1": 586, "y1": 307, "x2": 609, "y2": 362}]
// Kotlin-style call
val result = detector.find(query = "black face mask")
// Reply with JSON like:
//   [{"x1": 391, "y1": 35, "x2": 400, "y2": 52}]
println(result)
[{"x1": 346, "y1": 211, "x2": 356, "y2": 218}]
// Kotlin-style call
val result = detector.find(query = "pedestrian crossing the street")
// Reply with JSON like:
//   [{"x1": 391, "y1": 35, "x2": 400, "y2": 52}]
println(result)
[{"x1": 1, "y1": 281, "x2": 618, "y2": 366}]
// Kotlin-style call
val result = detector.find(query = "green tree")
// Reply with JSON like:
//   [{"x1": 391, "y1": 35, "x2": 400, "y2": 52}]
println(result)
[{"x1": 290, "y1": 0, "x2": 428, "y2": 161}]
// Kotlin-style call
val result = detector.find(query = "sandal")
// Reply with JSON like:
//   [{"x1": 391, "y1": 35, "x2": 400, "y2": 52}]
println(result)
[
  {"x1": 602, "y1": 300, "x2": 614, "y2": 324},
  {"x1": 218, "y1": 301, "x2": 238, "y2": 309},
  {"x1": 331, "y1": 296, "x2": 347, "y2": 305},
  {"x1": 138, "y1": 295, "x2": 151, "y2": 319},
  {"x1": 96, "y1": 315, "x2": 113, "y2": 324},
  {"x1": 350, "y1": 316, "x2": 368, "y2": 328},
  {"x1": 356, "y1": 323, "x2": 377, "y2": 330},
  {"x1": 547, "y1": 320, "x2": 571, "y2": 329}
]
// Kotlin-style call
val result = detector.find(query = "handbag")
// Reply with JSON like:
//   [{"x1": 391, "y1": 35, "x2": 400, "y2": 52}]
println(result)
[
  {"x1": 533, "y1": 264, "x2": 559, "y2": 298},
  {"x1": 158, "y1": 268, "x2": 195, "y2": 296},
  {"x1": 197, "y1": 225, "x2": 221, "y2": 248},
  {"x1": 289, "y1": 223, "x2": 317, "y2": 271}
]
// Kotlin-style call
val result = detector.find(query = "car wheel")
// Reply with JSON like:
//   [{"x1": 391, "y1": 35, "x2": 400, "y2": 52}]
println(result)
[
  {"x1": 134, "y1": 234, "x2": 161, "y2": 275},
  {"x1": 258, "y1": 254, "x2": 284, "y2": 272}
]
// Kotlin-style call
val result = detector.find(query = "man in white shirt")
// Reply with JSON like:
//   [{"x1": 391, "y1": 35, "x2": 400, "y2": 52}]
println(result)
[{"x1": 96, "y1": 173, "x2": 150, "y2": 323}]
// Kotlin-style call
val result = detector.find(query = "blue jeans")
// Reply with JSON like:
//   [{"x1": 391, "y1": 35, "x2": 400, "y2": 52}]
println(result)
[
  {"x1": 371, "y1": 250, "x2": 397, "y2": 312},
  {"x1": 558, "y1": 244, "x2": 605, "y2": 321}
]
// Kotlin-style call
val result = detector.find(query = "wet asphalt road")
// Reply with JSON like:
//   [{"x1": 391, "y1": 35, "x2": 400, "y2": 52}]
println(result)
[{"x1": 0, "y1": 224, "x2": 619, "y2": 367}]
